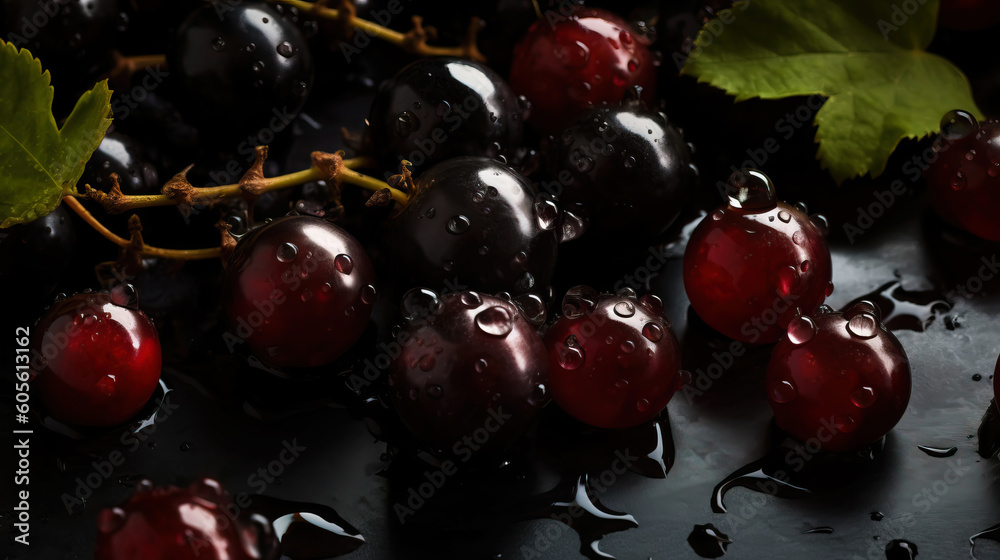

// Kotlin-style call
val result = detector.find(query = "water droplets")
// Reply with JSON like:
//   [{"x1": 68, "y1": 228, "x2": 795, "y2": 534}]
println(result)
[
  {"x1": 276, "y1": 242, "x2": 298, "y2": 262},
  {"x1": 786, "y1": 315, "x2": 817, "y2": 344},
  {"x1": 614, "y1": 300, "x2": 635, "y2": 317},
  {"x1": 426, "y1": 385, "x2": 443, "y2": 399},
  {"x1": 771, "y1": 379, "x2": 798, "y2": 403},
  {"x1": 940, "y1": 109, "x2": 978, "y2": 140},
  {"x1": 777, "y1": 210, "x2": 791, "y2": 223},
  {"x1": 211, "y1": 37, "x2": 226, "y2": 51},
  {"x1": 446, "y1": 215, "x2": 471, "y2": 234},
  {"x1": 558, "y1": 335, "x2": 586, "y2": 370},
  {"x1": 636, "y1": 398, "x2": 650, "y2": 412},
  {"x1": 97, "y1": 508, "x2": 127, "y2": 534},
  {"x1": 851, "y1": 386, "x2": 877, "y2": 408},
  {"x1": 276, "y1": 40, "x2": 295, "y2": 57},
  {"x1": 475, "y1": 306, "x2": 514, "y2": 337},
  {"x1": 950, "y1": 170, "x2": 967, "y2": 191},
  {"x1": 726, "y1": 169, "x2": 778, "y2": 212},
  {"x1": 395, "y1": 111, "x2": 419, "y2": 137},
  {"x1": 401, "y1": 287, "x2": 439, "y2": 320},
  {"x1": 360, "y1": 284, "x2": 377, "y2": 305},
  {"x1": 460, "y1": 291, "x2": 482, "y2": 308},
  {"x1": 774, "y1": 266, "x2": 800, "y2": 296},
  {"x1": 834, "y1": 415, "x2": 857, "y2": 433},
  {"x1": 575, "y1": 155, "x2": 595, "y2": 172},
  {"x1": 642, "y1": 322, "x2": 663, "y2": 342},
  {"x1": 620, "y1": 340, "x2": 635, "y2": 353},
  {"x1": 846, "y1": 313, "x2": 879, "y2": 338},
  {"x1": 559, "y1": 210, "x2": 587, "y2": 242},
  {"x1": 534, "y1": 198, "x2": 560, "y2": 230},
  {"x1": 512, "y1": 293, "x2": 547, "y2": 326},
  {"x1": 334, "y1": 254, "x2": 353, "y2": 274},
  {"x1": 563, "y1": 285, "x2": 599, "y2": 318},
  {"x1": 418, "y1": 355, "x2": 436, "y2": 371}
]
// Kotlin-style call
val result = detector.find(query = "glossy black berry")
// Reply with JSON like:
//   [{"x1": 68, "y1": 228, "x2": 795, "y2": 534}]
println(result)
[
  {"x1": 385, "y1": 157, "x2": 559, "y2": 296},
  {"x1": 168, "y1": 0, "x2": 314, "y2": 139},
  {"x1": 547, "y1": 103, "x2": 696, "y2": 242},
  {"x1": 83, "y1": 131, "x2": 160, "y2": 195},
  {"x1": 1, "y1": 0, "x2": 122, "y2": 69},
  {"x1": 367, "y1": 57, "x2": 527, "y2": 175},
  {"x1": 0, "y1": 206, "x2": 77, "y2": 301}
]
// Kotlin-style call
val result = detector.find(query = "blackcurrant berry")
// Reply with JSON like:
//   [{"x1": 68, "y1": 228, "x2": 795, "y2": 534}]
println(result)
[
  {"x1": 32, "y1": 289, "x2": 162, "y2": 427},
  {"x1": 222, "y1": 215, "x2": 377, "y2": 368},
  {"x1": 367, "y1": 57, "x2": 527, "y2": 175},
  {"x1": 385, "y1": 156, "x2": 560, "y2": 296},
  {"x1": 389, "y1": 289, "x2": 549, "y2": 455},
  {"x1": 546, "y1": 287, "x2": 682, "y2": 428}
]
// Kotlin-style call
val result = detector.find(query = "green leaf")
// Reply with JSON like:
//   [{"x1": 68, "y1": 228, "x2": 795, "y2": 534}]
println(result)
[
  {"x1": 0, "y1": 40, "x2": 112, "y2": 227},
  {"x1": 681, "y1": 0, "x2": 981, "y2": 184}
]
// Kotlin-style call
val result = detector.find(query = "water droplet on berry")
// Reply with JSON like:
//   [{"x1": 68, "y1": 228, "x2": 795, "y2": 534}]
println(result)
[
  {"x1": 461, "y1": 291, "x2": 482, "y2": 308},
  {"x1": 940, "y1": 109, "x2": 978, "y2": 139},
  {"x1": 620, "y1": 340, "x2": 635, "y2": 353},
  {"x1": 615, "y1": 379, "x2": 629, "y2": 390},
  {"x1": 534, "y1": 198, "x2": 560, "y2": 230},
  {"x1": 474, "y1": 359, "x2": 488, "y2": 374},
  {"x1": 810, "y1": 213, "x2": 830, "y2": 236},
  {"x1": 395, "y1": 111, "x2": 420, "y2": 137},
  {"x1": 846, "y1": 313, "x2": 879, "y2": 339},
  {"x1": 639, "y1": 294, "x2": 663, "y2": 315},
  {"x1": 777, "y1": 210, "x2": 791, "y2": 223},
  {"x1": 427, "y1": 385, "x2": 443, "y2": 399},
  {"x1": 446, "y1": 215, "x2": 471, "y2": 234},
  {"x1": 711, "y1": 209, "x2": 725, "y2": 221},
  {"x1": 517, "y1": 272, "x2": 536, "y2": 291},
  {"x1": 530, "y1": 383, "x2": 548, "y2": 405},
  {"x1": 834, "y1": 415, "x2": 857, "y2": 433},
  {"x1": 950, "y1": 171, "x2": 967, "y2": 190},
  {"x1": 211, "y1": 37, "x2": 225, "y2": 51},
  {"x1": 575, "y1": 155, "x2": 595, "y2": 172},
  {"x1": 276, "y1": 41, "x2": 295, "y2": 57},
  {"x1": 276, "y1": 242, "x2": 298, "y2": 262},
  {"x1": 300, "y1": 290, "x2": 313, "y2": 302},
  {"x1": 624, "y1": 155, "x2": 637, "y2": 169},
  {"x1": 424, "y1": 207, "x2": 436, "y2": 219},
  {"x1": 642, "y1": 322, "x2": 664, "y2": 342},
  {"x1": 559, "y1": 210, "x2": 587, "y2": 242},
  {"x1": 617, "y1": 287, "x2": 637, "y2": 299},
  {"x1": 514, "y1": 251, "x2": 528, "y2": 266},
  {"x1": 512, "y1": 293, "x2": 547, "y2": 325},
  {"x1": 851, "y1": 386, "x2": 877, "y2": 408},
  {"x1": 636, "y1": 398, "x2": 650, "y2": 412},
  {"x1": 252, "y1": 61, "x2": 265, "y2": 73},
  {"x1": 361, "y1": 284, "x2": 377, "y2": 305},
  {"x1": 775, "y1": 266, "x2": 799, "y2": 296},
  {"x1": 418, "y1": 355, "x2": 436, "y2": 371},
  {"x1": 555, "y1": 39, "x2": 590, "y2": 68},
  {"x1": 334, "y1": 254, "x2": 353, "y2": 274},
  {"x1": 726, "y1": 169, "x2": 777, "y2": 211},
  {"x1": 443, "y1": 260, "x2": 454, "y2": 272},
  {"x1": 845, "y1": 300, "x2": 882, "y2": 321},
  {"x1": 558, "y1": 335, "x2": 586, "y2": 370},
  {"x1": 563, "y1": 285, "x2": 600, "y2": 318},
  {"x1": 614, "y1": 300, "x2": 636, "y2": 317},
  {"x1": 110, "y1": 283, "x2": 139, "y2": 309},
  {"x1": 97, "y1": 507, "x2": 127, "y2": 533},
  {"x1": 475, "y1": 306, "x2": 514, "y2": 337},
  {"x1": 771, "y1": 379, "x2": 797, "y2": 403},
  {"x1": 785, "y1": 315, "x2": 817, "y2": 344},
  {"x1": 401, "y1": 288, "x2": 439, "y2": 320}
]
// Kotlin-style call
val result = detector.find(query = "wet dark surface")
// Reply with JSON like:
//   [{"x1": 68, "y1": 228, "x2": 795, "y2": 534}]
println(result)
[{"x1": 6, "y1": 191, "x2": 1000, "y2": 560}]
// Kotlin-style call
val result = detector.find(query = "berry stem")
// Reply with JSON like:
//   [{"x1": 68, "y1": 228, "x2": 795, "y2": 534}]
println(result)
[
  {"x1": 269, "y1": 0, "x2": 485, "y2": 61},
  {"x1": 83, "y1": 153, "x2": 406, "y2": 213},
  {"x1": 62, "y1": 196, "x2": 222, "y2": 260}
]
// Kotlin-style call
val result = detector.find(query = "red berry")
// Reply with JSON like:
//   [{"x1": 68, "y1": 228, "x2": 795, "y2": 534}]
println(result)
[
  {"x1": 223, "y1": 216, "x2": 377, "y2": 368},
  {"x1": 32, "y1": 289, "x2": 161, "y2": 427},
  {"x1": 683, "y1": 170, "x2": 833, "y2": 343},
  {"x1": 926, "y1": 111, "x2": 1000, "y2": 242},
  {"x1": 95, "y1": 479, "x2": 262, "y2": 560},
  {"x1": 766, "y1": 302, "x2": 911, "y2": 452},
  {"x1": 545, "y1": 287, "x2": 682, "y2": 429},
  {"x1": 509, "y1": 7, "x2": 656, "y2": 132},
  {"x1": 389, "y1": 290, "x2": 549, "y2": 454}
]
